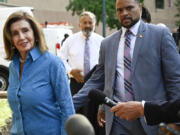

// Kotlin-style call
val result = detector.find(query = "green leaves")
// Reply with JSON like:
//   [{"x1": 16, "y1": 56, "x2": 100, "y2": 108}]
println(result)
[
  {"x1": 140, "y1": 0, "x2": 144, "y2": 4},
  {"x1": 66, "y1": 0, "x2": 120, "y2": 29},
  {"x1": 66, "y1": 0, "x2": 144, "y2": 29},
  {"x1": 175, "y1": 0, "x2": 180, "y2": 26}
]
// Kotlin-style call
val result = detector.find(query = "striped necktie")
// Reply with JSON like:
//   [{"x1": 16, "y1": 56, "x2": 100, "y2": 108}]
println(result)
[
  {"x1": 124, "y1": 30, "x2": 134, "y2": 101},
  {"x1": 84, "y1": 37, "x2": 90, "y2": 76}
]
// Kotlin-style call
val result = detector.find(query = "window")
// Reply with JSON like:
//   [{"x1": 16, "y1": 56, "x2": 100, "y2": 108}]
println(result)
[{"x1": 155, "y1": 0, "x2": 164, "y2": 9}]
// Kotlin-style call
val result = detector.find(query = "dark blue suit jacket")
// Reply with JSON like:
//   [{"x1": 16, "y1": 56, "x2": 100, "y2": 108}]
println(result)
[{"x1": 145, "y1": 99, "x2": 180, "y2": 125}]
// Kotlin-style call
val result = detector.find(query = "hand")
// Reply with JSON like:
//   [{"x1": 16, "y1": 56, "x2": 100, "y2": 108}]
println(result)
[
  {"x1": 97, "y1": 110, "x2": 106, "y2": 127},
  {"x1": 168, "y1": 124, "x2": 180, "y2": 131},
  {"x1": 70, "y1": 69, "x2": 84, "y2": 83},
  {"x1": 110, "y1": 101, "x2": 144, "y2": 121}
]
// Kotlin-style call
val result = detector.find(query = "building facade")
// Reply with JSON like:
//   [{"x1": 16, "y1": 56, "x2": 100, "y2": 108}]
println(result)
[{"x1": 144, "y1": 0, "x2": 178, "y2": 31}]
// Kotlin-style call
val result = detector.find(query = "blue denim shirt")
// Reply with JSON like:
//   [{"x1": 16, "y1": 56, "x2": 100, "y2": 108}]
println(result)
[{"x1": 7, "y1": 46, "x2": 75, "y2": 135}]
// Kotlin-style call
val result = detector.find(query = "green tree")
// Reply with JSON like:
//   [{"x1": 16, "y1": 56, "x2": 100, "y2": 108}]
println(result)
[
  {"x1": 66, "y1": 0, "x2": 144, "y2": 29},
  {"x1": 66, "y1": 0, "x2": 121, "y2": 29},
  {"x1": 175, "y1": 0, "x2": 180, "y2": 26}
]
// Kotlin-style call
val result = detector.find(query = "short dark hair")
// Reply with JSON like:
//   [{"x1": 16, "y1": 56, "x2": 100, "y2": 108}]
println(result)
[{"x1": 142, "y1": 6, "x2": 151, "y2": 23}]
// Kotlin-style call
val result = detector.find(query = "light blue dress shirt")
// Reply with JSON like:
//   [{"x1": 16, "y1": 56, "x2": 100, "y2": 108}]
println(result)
[{"x1": 7, "y1": 46, "x2": 75, "y2": 135}]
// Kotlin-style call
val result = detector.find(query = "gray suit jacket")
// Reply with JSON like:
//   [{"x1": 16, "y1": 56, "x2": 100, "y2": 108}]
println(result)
[{"x1": 73, "y1": 21, "x2": 180, "y2": 135}]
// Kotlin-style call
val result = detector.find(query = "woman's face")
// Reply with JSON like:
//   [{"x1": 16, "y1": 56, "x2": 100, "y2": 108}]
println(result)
[{"x1": 10, "y1": 19, "x2": 35, "y2": 58}]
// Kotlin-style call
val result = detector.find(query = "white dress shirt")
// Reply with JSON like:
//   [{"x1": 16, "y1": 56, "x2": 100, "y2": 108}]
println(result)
[
  {"x1": 114, "y1": 20, "x2": 141, "y2": 102},
  {"x1": 59, "y1": 31, "x2": 104, "y2": 77}
]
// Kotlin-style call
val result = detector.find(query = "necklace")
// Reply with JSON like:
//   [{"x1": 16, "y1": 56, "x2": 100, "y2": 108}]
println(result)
[{"x1": 19, "y1": 57, "x2": 26, "y2": 63}]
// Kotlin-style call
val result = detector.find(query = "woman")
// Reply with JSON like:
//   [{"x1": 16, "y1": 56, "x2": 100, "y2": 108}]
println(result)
[{"x1": 3, "y1": 11, "x2": 75, "y2": 135}]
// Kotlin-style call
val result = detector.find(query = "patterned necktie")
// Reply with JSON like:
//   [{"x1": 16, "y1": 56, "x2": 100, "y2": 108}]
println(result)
[
  {"x1": 84, "y1": 37, "x2": 90, "y2": 76},
  {"x1": 124, "y1": 30, "x2": 134, "y2": 101}
]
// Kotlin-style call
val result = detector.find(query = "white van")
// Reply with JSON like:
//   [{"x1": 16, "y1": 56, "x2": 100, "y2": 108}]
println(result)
[{"x1": 43, "y1": 25, "x2": 73, "y2": 56}]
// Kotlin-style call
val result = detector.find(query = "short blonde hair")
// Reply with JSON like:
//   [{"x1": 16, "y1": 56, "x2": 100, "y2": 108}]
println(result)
[{"x1": 3, "y1": 11, "x2": 48, "y2": 60}]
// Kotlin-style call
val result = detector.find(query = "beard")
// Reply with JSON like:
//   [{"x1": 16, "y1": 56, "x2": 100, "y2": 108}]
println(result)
[
  {"x1": 82, "y1": 27, "x2": 93, "y2": 37},
  {"x1": 121, "y1": 17, "x2": 139, "y2": 29}
]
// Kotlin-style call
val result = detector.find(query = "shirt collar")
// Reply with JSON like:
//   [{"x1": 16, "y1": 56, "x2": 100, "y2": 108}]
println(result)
[
  {"x1": 13, "y1": 46, "x2": 42, "y2": 62},
  {"x1": 121, "y1": 20, "x2": 141, "y2": 37},
  {"x1": 80, "y1": 31, "x2": 93, "y2": 40},
  {"x1": 29, "y1": 46, "x2": 42, "y2": 62}
]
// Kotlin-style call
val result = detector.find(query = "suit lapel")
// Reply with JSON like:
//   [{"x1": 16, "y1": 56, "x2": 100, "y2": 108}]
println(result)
[
  {"x1": 112, "y1": 30, "x2": 122, "y2": 68},
  {"x1": 132, "y1": 21, "x2": 146, "y2": 73},
  {"x1": 110, "y1": 30, "x2": 122, "y2": 89}
]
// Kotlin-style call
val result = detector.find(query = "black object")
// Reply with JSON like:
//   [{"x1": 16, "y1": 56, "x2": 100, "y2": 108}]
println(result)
[
  {"x1": 142, "y1": 6, "x2": 151, "y2": 23},
  {"x1": 88, "y1": 89, "x2": 117, "y2": 107},
  {"x1": 177, "y1": 110, "x2": 180, "y2": 119},
  {"x1": 144, "y1": 99, "x2": 180, "y2": 125},
  {"x1": 172, "y1": 32, "x2": 179, "y2": 46},
  {"x1": 84, "y1": 65, "x2": 97, "y2": 82},
  {"x1": 70, "y1": 78, "x2": 84, "y2": 96}
]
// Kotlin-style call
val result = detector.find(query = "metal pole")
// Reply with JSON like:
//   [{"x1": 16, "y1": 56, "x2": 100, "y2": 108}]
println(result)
[
  {"x1": 102, "y1": 0, "x2": 106, "y2": 37},
  {"x1": 168, "y1": 0, "x2": 172, "y2": 28}
]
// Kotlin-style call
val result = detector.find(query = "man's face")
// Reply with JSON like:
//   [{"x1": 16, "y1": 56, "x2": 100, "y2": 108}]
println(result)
[
  {"x1": 79, "y1": 15, "x2": 94, "y2": 37},
  {"x1": 116, "y1": 0, "x2": 142, "y2": 29}
]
